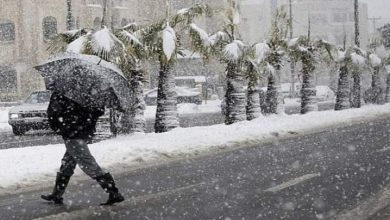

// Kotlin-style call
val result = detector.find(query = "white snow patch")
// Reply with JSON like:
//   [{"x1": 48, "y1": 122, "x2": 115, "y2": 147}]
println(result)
[
  {"x1": 177, "y1": 8, "x2": 189, "y2": 15},
  {"x1": 67, "y1": 35, "x2": 88, "y2": 54},
  {"x1": 91, "y1": 27, "x2": 122, "y2": 54},
  {"x1": 337, "y1": 50, "x2": 346, "y2": 62},
  {"x1": 119, "y1": 30, "x2": 142, "y2": 46},
  {"x1": 162, "y1": 24, "x2": 177, "y2": 61},
  {"x1": 223, "y1": 40, "x2": 245, "y2": 61},
  {"x1": 288, "y1": 37, "x2": 300, "y2": 47},
  {"x1": 209, "y1": 31, "x2": 228, "y2": 46},
  {"x1": 369, "y1": 53, "x2": 382, "y2": 67},
  {"x1": 190, "y1": 23, "x2": 211, "y2": 47},
  {"x1": 351, "y1": 52, "x2": 366, "y2": 65},
  {"x1": 253, "y1": 42, "x2": 270, "y2": 64}
]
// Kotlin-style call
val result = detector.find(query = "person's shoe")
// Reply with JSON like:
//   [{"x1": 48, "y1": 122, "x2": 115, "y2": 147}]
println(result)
[
  {"x1": 100, "y1": 192, "x2": 125, "y2": 206},
  {"x1": 41, "y1": 172, "x2": 71, "y2": 205},
  {"x1": 40, "y1": 194, "x2": 64, "y2": 204},
  {"x1": 96, "y1": 173, "x2": 125, "y2": 206}
]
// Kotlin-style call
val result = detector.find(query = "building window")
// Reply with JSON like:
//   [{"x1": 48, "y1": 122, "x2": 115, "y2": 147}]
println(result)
[
  {"x1": 0, "y1": 66, "x2": 17, "y2": 93},
  {"x1": 43, "y1": 16, "x2": 57, "y2": 40},
  {"x1": 0, "y1": 21, "x2": 15, "y2": 42},
  {"x1": 93, "y1": 17, "x2": 101, "y2": 29}
]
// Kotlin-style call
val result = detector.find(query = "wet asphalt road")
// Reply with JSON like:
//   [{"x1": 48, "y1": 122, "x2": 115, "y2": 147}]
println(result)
[
  {"x1": 1, "y1": 116, "x2": 390, "y2": 219},
  {"x1": 0, "y1": 102, "x2": 334, "y2": 150}
]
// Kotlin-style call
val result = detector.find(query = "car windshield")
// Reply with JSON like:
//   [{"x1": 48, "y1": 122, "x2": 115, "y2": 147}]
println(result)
[{"x1": 24, "y1": 91, "x2": 51, "y2": 104}]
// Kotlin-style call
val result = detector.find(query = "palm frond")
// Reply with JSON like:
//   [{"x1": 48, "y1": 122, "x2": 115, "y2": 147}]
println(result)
[
  {"x1": 222, "y1": 40, "x2": 246, "y2": 63},
  {"x1": 90, "y1": 27, "x2": 126, "y2": 62},
  {"x1": 171, "y1": 4, "x2": 212, "y2": 27},
  {"x1": 47, "y1": 29, "x2": 90, "y2": 54}
]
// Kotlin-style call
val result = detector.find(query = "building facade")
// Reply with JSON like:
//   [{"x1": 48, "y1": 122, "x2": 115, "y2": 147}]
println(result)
[
  {"x1": 240, "y1": 0, "x2": 369, "y2": 48},
  {"x1": 0, "y1": 0, "x2": 371, "y2": 101},
  {"x1": 0, "y1": 0, "x2": 166, "y2": 101}
]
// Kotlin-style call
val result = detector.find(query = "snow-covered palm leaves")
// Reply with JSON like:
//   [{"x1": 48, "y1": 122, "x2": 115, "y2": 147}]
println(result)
[{"x1": 48, "y1": 29, "x2": 90, "y2": 55}]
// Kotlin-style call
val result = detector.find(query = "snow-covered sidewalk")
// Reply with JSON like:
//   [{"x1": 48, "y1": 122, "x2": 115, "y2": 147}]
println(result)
[{"x1": 1, "y1": 104, "x2": 390, "y2": 195}]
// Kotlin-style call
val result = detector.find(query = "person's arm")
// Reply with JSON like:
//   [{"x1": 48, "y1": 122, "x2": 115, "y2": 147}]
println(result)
[{"x1": 47, "y1": 93, "x2": 64, "y2": 133}]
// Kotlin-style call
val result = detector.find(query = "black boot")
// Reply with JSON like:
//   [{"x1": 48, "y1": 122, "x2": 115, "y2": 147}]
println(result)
[
  {"x1": 41, "y1": 172, "x2": 71, "y2": 204},
  {"x1": 96, "y1": 173, "x2": 124, "y2": 205}
]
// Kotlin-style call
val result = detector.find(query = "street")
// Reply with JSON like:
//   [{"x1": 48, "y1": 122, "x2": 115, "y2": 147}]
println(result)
[{"x1": 1, "y1": 116, "x2": 390, "y2": 219}]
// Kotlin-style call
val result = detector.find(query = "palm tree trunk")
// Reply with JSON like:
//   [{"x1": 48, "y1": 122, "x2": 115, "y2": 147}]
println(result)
[
  {"x1": 335, "y1": 64, "x2": 350, "y2": 110},
  {"x1": 372, "y1": 66, "x2": 383, "y2": 104},
  {"x1": 351, "y1": 71, "x2": 361, "y2": 108},
  {"x1": 265, "y1": 71, "x2": 284, "y2": 114},
  {"x1": 154, "y1": 63, "x2": 179, "y2": 133},
  {"x1": 130, "y1": 69, "x2": 146, "y2": 132},
  {"x1": 300, "y1": 62, "x2": 317, "y2": 114},
  {"x1": 385, "y1": 73, "x2": 390, "y2": 103},
  {"x1": 225, "y1": 62, "x2": 246, "y2": 125},
  {"x1": 246, "y1": 73, "x2": 261, "y2": 120}
]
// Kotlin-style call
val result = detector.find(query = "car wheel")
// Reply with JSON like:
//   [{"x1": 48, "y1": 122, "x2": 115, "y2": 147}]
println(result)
[{"x1": 12, "y1": 126, "x2": 26, "y2": 136}]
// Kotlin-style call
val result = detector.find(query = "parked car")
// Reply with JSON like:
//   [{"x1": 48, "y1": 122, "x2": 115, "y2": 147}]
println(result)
[
  {"x1": 144, "y1": 86, "x2": 203, "y2": 106},
  {"x1": 8, "y1": 90, "x2": 113, "y2": 136},
  {"x1": 315, "y1": 85, "x2": 335, "y2": 102},
  {"x1": 8, "y1": 90, "x2": 52, "y2": 135}
]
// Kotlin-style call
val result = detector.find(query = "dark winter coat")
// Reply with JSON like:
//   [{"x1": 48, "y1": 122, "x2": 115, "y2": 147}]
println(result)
[{"x1": 47, "y1": 92, "x2": 105, "y2": 140}]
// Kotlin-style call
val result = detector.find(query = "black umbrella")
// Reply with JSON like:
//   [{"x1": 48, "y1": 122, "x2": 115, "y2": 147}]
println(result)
[{"x1": 35, "y1": 53, "x2": 132, "y2": 112}]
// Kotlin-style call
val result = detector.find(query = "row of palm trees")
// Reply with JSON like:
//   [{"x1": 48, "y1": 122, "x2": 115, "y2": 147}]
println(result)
[{"x1": 51, "y1": 0, "x2": 389, "y2": 134}]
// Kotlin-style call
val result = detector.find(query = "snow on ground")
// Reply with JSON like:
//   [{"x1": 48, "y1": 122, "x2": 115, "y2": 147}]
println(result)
[
  {"x1": 1, "y1": 104, "x2": 390, "y2": 193},
  {"x1": 0, "y1": 107, "x2": 11, "y2": 131},
  {"x1": 145, "y1": 100, "x2": 221, "y2": 119}
]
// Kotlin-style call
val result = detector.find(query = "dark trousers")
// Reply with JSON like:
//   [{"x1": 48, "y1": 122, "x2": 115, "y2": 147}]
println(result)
[{"x1": 59, "y1": 139, "x2": 106, "y2": 179}]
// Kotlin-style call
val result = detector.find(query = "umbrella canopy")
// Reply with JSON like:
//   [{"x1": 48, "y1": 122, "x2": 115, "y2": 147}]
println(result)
[{"x1": 34, "y1": 53, "x2": 132, "y2": 112}]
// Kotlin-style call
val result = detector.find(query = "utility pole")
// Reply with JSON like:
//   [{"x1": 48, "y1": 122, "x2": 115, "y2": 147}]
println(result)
[
  {"x1": 354, "y1": 0, "x2": 360, "y2": 47},
  {"x1": 351, "y1": 0, "x2": 361, "y2": 108},
  {"x1": 289, "y1": 0, "x2": 296, "y2": 97}
]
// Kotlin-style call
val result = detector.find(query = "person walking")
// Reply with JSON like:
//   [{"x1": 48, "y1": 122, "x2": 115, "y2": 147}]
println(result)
[{"x1": 41, "y1": 91, "x2": 124, "y2": 205}]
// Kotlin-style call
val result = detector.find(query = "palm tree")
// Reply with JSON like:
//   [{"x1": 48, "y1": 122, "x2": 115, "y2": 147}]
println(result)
[
  {"x1": 367, "y1": 52, "x2": 383, "y2": 104},
  {"x1": 243, "y1": 42, "x2": 271, "y2": 120},
  {"x1": 288, "y1": 37, "x2": 333, "y2": 114},
  {"x1": 383, "y1": 57, "x2": 390, "y2": 103},
  {"x1": 146, "y1": 2, "x2": 211, "y2": 132},
  {"x1": 263, "y1": 11, "x2": 289, "y2": 115},
  {"x1": 188, "y1": 0, "x2": 246, "y2": 125},
  {"x1": 334, "y1": 47, "x2": 366, "y2": 110},
  {"x1": 244, "y1": 61, "x2": 261, "y2": 120},
  {"x1": 48, "y1": 3, "x2": 211, "y2": 134}
]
